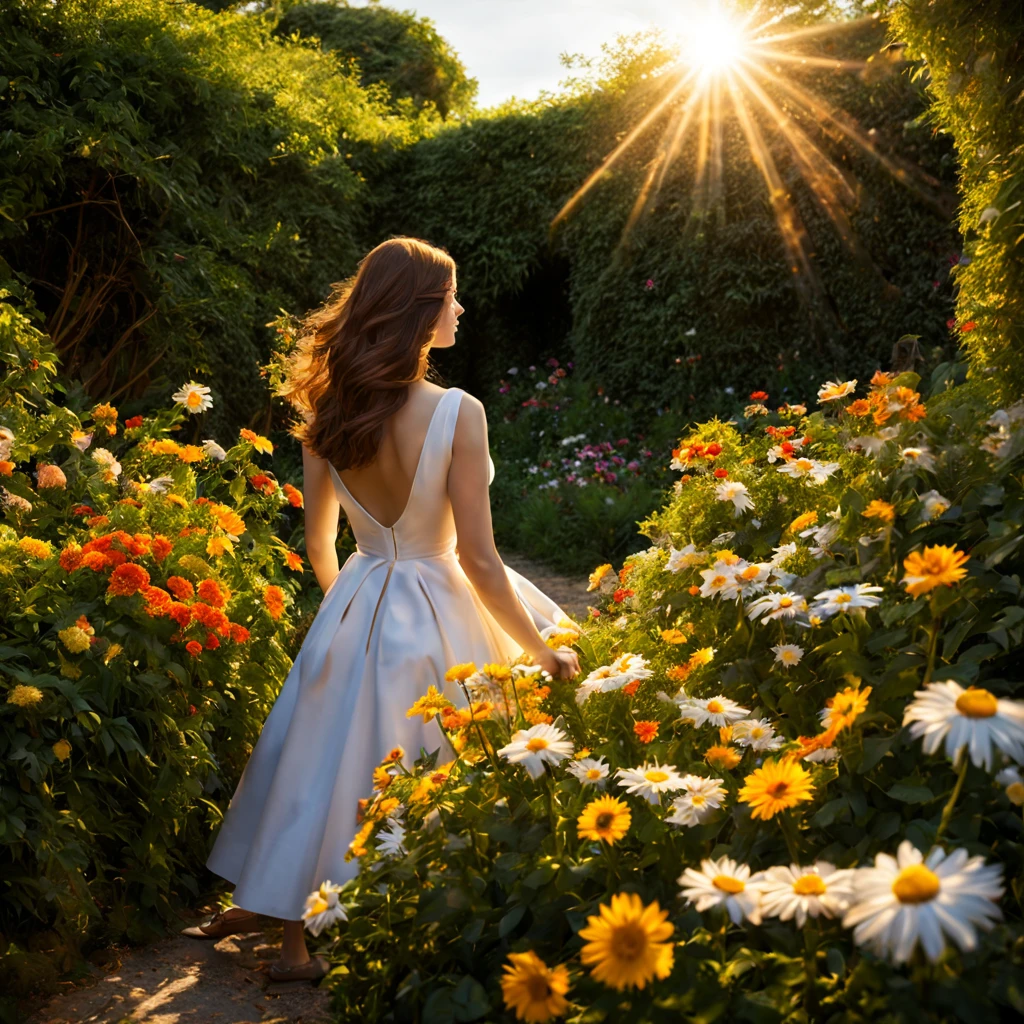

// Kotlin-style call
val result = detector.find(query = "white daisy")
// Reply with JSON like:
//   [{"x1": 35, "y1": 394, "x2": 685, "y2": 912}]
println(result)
[
  {"x1": 771, "y1": 643, "x2": 804, "y2": 668},
  {"x1": 678, "y1": 856, "x2": 764, "y2": 925},
  {"x1": 375, "y1": 818, "x2": 407, "y2": 858},
  {"x1": 665, "y1": 775, "x2": 727, "y2": 826},
  {"x1": 699, "y1": 564, "x2": 739, "y2": 600},
  {"x1": 769, "y1": 542, "x2": 798, "y2": 568},
  {"x1": 902, "y1": 680, "x2": 1024, "y2": 770},
  {"x1": 202, "y1": 439, "x2": 227, "y2": 461},
  {"x1": 615, "y1": 761, "x2": 687, "y2": 805},
  {"x1": 719, "y1": 562, "x2": 772, "y2": 600},
  {"x1": 90, "y1": 448, "x2": 122, "y2": 481},
  {"x1": 842, "y1": 840, "x2": 1003, "y2": 964},
  {"x1": 567, "y1": 757, "x2": 610, "y2": 788},
  {"x1": 776, "y1": 458, "x2": 840, "y2": 485},
  {"x1": 145, "y1": 476, "x2": 175, "y2": 494},
  {"x1": 496, "y1": 722, "x2": 574, "y2": 779},
  {"x1": 759, "y1": 862, "x2": 856, "y2": 928},
  {"x1": 574, "y1": 652, "x2": 652, "y2": 705},
  {"x1": 810, "y1": 584, "x2": 884, "y2": 619},
  {"x1": 803, "y1": 746, "x2": 839, "y2": 763},
  {"x1": 301, "y1": 880, "x2": 348, "y2": 936},
  {"x1": 901, "y1": 446, "x2": 936, "y2": 472},
  {"x1": 801, "y1": 514, "x2": 841, "y2": 557},
  {"x1": 918, "y1": 489, "x2": 951, "y2": 520},
  {"x1": 172, "y1": 381, "x2": 213, "y2": 414},
  {"x1": 995, "y1": 765, "x2": 1024, "y2": 806},
  {"x1": 677, "y1": 695, "x2": 750, "y2": 729},
  {"x1": 731, "y1": 718, "x2": 785, "y2": 751},
  {"x1": 745, "y1": 591, "x2": 808, "y2": 623},
  {"x1": 817, "y1": 379, "x2": 857, "y2": 403},
  {"x1": 715, "y1": 480, "x2": 754, "y2": 517},
  {"x1": 665, "y1": 543, "x2": 707, "y2": 572}
]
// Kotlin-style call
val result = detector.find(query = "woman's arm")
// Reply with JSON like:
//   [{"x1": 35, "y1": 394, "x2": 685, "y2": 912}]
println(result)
[
  {"x1": 301, "y1": 444, "x2": 342, "y2": 593},
  {"x1": 448, "y1": 394, "x2": 578, "y2": 678}
]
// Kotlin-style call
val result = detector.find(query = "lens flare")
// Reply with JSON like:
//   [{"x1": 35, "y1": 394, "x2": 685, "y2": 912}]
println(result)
[{"x1": 682, "y1": 8, "x2": 748, "y2": 76}]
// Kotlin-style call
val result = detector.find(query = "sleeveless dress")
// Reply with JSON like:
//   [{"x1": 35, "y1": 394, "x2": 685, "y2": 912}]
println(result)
[{"x1": 206, "y1": 387, "x2": 570, "y2": 920}]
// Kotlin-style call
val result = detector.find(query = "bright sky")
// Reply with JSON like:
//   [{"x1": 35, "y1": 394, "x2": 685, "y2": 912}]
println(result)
[{"x1": 351, "y1": 0, "x2": 706, "y2": 108}]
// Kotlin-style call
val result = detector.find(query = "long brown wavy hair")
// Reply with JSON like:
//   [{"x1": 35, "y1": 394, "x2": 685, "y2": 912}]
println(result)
[{"x1": 280, "y1": 236, "x2": 456, "y2": 470}]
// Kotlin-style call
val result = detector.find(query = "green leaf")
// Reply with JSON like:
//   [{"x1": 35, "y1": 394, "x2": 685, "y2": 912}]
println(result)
[
  {"x1": 451, "y1": 976, "x2": 490, "y2": 1022},
  {"x1": 887, "y1": 783, "x2": 934, "y2": 804},
  {"x1": 498, "y1": 905, "x2": 525, "y2": 937},
  {"x1": 421, "y1": 988, "x2": 455, "y2": 1024}
]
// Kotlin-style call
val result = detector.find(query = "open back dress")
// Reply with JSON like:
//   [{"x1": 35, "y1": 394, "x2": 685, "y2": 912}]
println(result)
[{"x1": 206, "y1": 386, "x2": 570, "y2": 920}]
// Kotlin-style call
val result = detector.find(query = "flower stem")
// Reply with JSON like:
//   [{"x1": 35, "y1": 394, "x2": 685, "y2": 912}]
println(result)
[
  {"x1": 803, "y1": 918, "x2": 819, "y2": 1014},
  {"x1": 922, "y1": 616, "x2": 942, "y2": 686},
  {"x1": 777, "y1": 811, "x2": 802, "y2": 863},
  {"x1": 934, "y1": 752, "x2": 969, "y2": 845}
]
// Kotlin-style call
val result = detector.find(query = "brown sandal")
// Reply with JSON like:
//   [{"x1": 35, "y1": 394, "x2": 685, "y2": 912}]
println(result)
[
  {"x1": 180, "y1": 907, "x2": 260, "y2": 939},
  {"x1": 267, "y1": 954, "x2": 331, "y2": 984}
]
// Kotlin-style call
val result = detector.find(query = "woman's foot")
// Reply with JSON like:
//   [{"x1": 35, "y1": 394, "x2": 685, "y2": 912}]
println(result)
[
  {"x1": 267, "y1": 954, "x2": 330, "y2": 984},
  {"x1": 180, "y1": 906, "x2": 260, "y2": 939}
]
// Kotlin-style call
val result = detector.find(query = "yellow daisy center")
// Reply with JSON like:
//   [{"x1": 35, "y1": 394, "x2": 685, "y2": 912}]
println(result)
[
  {"x1": 525, "y1": 975, "x2": 554, "y2": 1002},
  {"x1": 892, "y1": 864, "x2": 940, "y2": 904},
  {"x1": 711, "y1": 575, "x2": 727, "y2": 587},
  {"x1": 609, "y1": 922, "x2": 648, "y2": 961},
  {"x1": 595, "y1": 812, "x2": 615, "y2": 830},
  {"x1": 308, "y1": 896, "x2": 328, "y2": 915},
  {"x1": 586, "y1": 768, "x2": 602, "y2": 780},
  {"x1": 835, "y1": 593, "x2": 852, "y2": 604},
  {"x1": 793, "y1": 875, "x2": 827, "y2": 896},
  {"x1": 779, "y1": 597, "x2": 794, "y2": 608},
  {"x1": 796, "y1": 459, "x2": 813, "y2": 471},
  {"x1": 955, "y1": 687, "x2": 998, "y2": 718},
  {"x1": 187, "y1": 392, "x2": 202, "y2": 407},
  {"x1": 691, "y1": 794, "x2": 706, "y2": 807},
  {"x1": 706, "y1": 700, "x2": 724, "y2": 714},
  {"x1": 645, "y1": 770, "x2": 669, "y2": 784},
  {"x1": 766, "y1": 781, "x2": 789, "y2": 798},
  {"x1": 713, "y1": 874, "x2": 745, "y2": 894},
  {"x1": 740, "y1": 566, "x2": 760, "y2": 580},
  {"x1": 526, "y1": 737, "x2": 549, "y2": 752}
]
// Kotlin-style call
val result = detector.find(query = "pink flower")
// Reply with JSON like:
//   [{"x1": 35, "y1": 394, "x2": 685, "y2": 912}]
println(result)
[{"x1": 645, "y1": 278, "x2": 655, "y2": 289}]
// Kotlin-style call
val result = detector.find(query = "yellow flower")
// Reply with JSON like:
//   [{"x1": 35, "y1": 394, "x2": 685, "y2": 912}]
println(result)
[
  {"x1": 862, "y1": 499, "x2": 896, "y2": 523},
  {"x1": 59, "y1": 654, "x2": 82, "y2": 680},
  {"x1": 686, "y1": 646, "x2": 715, "y2": 669},
  {"x1": 545, "y1": 630, "x2": 579, "y2": 648},
  {"x1": 372, "y1": 766, "x2": 393, "y2": 792},
  {"x1": 52, "y1": 738, "x2": 72, "y2": 761},
  {"x1": 239, "y1": 428, "x2": 274, "y2": 454},
  {"x1": 18, "y1": 537, "x2": 52, "y2": 559},
  {"x1": 177, "y1": 444, "x2": 207, "y2": 464},
  {"x1": 579, "y1": 892, "x2": 675, "y2": 991},
  {"x1": 712, "y1": 549, "x2": 742, "y2": 566},
  {"x1": 587, "y1": 563, "x2": 613, "y2": 591},
  {"x1": 148, "y1": 439, "x2": 183, "y2": 456},
  {"x1": 705, "y1": 744, "x2": 742, "y2": 770},
  {"x1": 738, "y1": 758, "x2": 815, "y2": 821},
  {"x1": 368, "y1": 796, "x2": 402, "y2": 820},
  {"x1": 500, "y1": 951, "x2": 571, "y2": 1023},
  {"x1": 165, "y1": 494, "x2": 188, "y2": 509},
  {"x1": 789, "y1": 511, "x2": 818, "y2": 533},
  {"x1": 483, "y1": 662, "x2": 512, "y2": 681},
  {"x1": 577, "y1": 796, "x2": 631, "y2": 844},
  {"x1": 902, "y1": 544, "x2": 969, "y2": 598},
  {"x1": 822, "y1": 684, "x2": 872, "y2": 732},
  {"x1": 206, "y1": 535, "x2": 236, "y2": 557},
  {"x1": 660, "y1": 628, "x2": 687, "y2": 645},
  {"x1": 444, "y1": 662, "x2": 477, "y2": 683},
  {"x1": 406, "y1": 685, "x2": 454, "y2": 722},
  {"x1": 347, "y1": 819, "x2": 374, "y2": 859},
  {"x1": 7, "y1": 684, "x2": 44, "y2": 708},
  {"x1": 58, "y1": 625, "x2": 92, "y2": 654}
]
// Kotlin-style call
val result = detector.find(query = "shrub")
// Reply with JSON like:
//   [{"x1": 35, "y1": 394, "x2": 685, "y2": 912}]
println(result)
[
  {"x1": 0, "y1": 277, "x2": 306, "y2": 982},
  {"x1": 306, "y1": 367, "x2": 1023, "y2": 1023}
]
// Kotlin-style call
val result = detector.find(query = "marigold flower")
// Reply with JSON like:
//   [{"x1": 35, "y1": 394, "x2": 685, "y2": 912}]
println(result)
[
  {"x1": 666, "y1": 663, "x2": 692, "y2": 684},
  {"x1": 444, "y1": 661, "x2": 478, "y2": 683},
  {"x1": 185, "y1": 640, "x2": 203, "y2": 658},
  {"x1": 706, "y1": 744, "x2": 742, "y2": 770},
  {"x1": 52, "y1": 738, "x2": 72, "y2": 761},
  {"x1": 148, "y1": 534, "x2": 172, "y2": 562},
  {"x1": 197, "y1": 578, "x2": 228, "y2": 609},
  {"x1": 406, "y1": 685, "x2": 455, "y2": 722},
  {"x1": 0, "y1": 460, "x2": 14, "y2": 476},
  {"x1": 713, "y1": 467, "x2": 729, "y2": 479},
  {"x1": 204, "y1": 632, "x2": 220, "y2": 650},
  {"x1": 622, "y1": 679, "x2": 641, "y2": 696},
  {"x1": 177, "y1": 444, "x2": 207, "y2": 464},
  {"x1": 90, "y1": 402, "x2": 118, "y2": 435},
  {"x1": 249, "y1": 473, "x2": 277, "y2": 494},
  {"x1": 142, "y1": 586, "x2": 173, "y2": 616},
  {"x1": 229, "y1": 623, "x2": 250, "y2": 643},
  {"x1": 634, "y1": 720, "x2": 660, "y2": 743},
  {"x1": 166, "y1": 576, "x2": 195, "y2": 601},
  {"x1": 739, "y1": 758, "x2": 815, "y2": 820},
  {"x1": 263, "y1": 585, "x2": 286, "y2": 620},
  {"x1": 500, "y1": 950, "x2": 571, "y2": 1023},
  {"x1": 59, "y1": 543, "x2": 84, "y2": 572},
  {"x1": 239, "y1": 428, "x2": 273, "y2": 454},
  {"x1": 660, "y1": 628, "x2": 687, "y2": 644},
  {"x1": 7, "y1": 684, "x2": 45, "y2": 707},
  {"x1": 789, "y1": 511, "x2": 817, "y2": 533},
  {"x1": 107, "y1": 562, "x2": 150, "y2": 597},
  {"x1": 902, "y1": 544, "x2": 969, "y2": 598},
  {"x1": 18, "y1": 537, "x2": 52, "y2": 560},
  {"x1": 213, "y1": 505, "x2": 246, "y2": 538},
  {"x1": 125, "y1": 415, "x2": 144, "y2": 429},
  {"x1": 862, "y1": 499, "x2": 896, "y2": 523},
  {"x1": 282, "y1": 483, "x2": 304, "y2": 507},
  {"x1": 284, "y1": 551, "x2": 304, "y2": 572},
  {"x1": 168, "y1": 602, "x2": 192, "y2": 628},
  {"x1": 846, "y1": 398, "x2": 872, "y2": 417},
  {"x1": 613, "y1": 587, "x2": 634, "y2": 603},
  {"x1": 58, "y1": 626, "x2": 92, "y2": 654},
  {"x1": 81, "y1": 550, "x2": 108, "y2": 572}
]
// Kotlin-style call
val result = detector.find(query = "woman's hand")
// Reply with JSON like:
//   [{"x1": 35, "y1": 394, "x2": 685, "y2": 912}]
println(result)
[{"x1": 536, "y1": 645, "x2": 581, "y2": 680}]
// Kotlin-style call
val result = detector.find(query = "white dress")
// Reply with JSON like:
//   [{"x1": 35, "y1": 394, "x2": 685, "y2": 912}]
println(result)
[{"x1": 206, "y1": 387, "x2": 569, "y2": 919}]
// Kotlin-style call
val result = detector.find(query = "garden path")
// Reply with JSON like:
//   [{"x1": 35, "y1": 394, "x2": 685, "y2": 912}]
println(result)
[{"x1": 24, "y1": 554, "x2": 589, "y2": 1024}]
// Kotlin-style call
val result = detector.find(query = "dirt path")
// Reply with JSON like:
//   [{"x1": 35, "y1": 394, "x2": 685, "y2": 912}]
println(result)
[{"x1": 24, "y1": 553, "x2": 589, "y2": 1024}]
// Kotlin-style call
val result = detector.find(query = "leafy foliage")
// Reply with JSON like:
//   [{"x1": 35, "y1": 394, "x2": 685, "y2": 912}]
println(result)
[{"x1": 312, "y1": 368, "x2": 1024, "y2": 1023}]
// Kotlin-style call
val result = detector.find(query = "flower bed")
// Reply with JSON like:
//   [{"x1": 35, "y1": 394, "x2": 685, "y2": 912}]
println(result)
[
  {"x1": 0, "y1": 293, "x2": 306, "y2": 976},
  {"x1": 310, "y1": 368, "x2": 1023, "y2": 1022}
]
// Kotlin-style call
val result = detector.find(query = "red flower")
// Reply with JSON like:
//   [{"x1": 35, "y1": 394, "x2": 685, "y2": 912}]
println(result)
[
  {"x1": 612, "y1": 587, "x2": 635, "y2": 603},
  {"x1": 168, "y1": 603, "x2": 192, "y2": 628},
  {"x1": 204, "y1": 632, "x2": 220, "y2": 650},
  {"x1": 72, "y1": 505, "x2": 94, "y2": 515},
  {"x1": 960, "y1": 321, "x2": 977, "y2": 332},
  {"x1": 704, "y1": 443, "x2": 722, "y2": 457},
  {"x1": 750, "y1": 390, "x2": 769, "y2": 401},
  {"x1": 107, "y1": 562, "x2": 150, "y2": 597},
  {"x1": 166, "y1": 576, "x2": 194, "y2": 601},
  {"x1": 188, "y1": 704, "x2": 198, "y2": 715},
  {"x1": 282, "y1": 483, "x2": 303, "y2": 508},
  {"x1": 197, "y1": 578, "x2": 228, "y2": 609},
  {"x1": 634, "y1": 721, "x2": 660, "y2": 743},
  {"x1": 249, "y1": 473, "x2": 277, "y2": 495},
  {"x1": 229, "y1": 623, "x2": 251, "y2": 643},
  {"x1": 713, "y1": 468, "x2": 729, "y2": 479},
  {"x1": 185, "y1": 641, "x2": 203, "y2": 658},
  {"x1": 125, "y1": 415, "x2": 144, "y2": 429}
]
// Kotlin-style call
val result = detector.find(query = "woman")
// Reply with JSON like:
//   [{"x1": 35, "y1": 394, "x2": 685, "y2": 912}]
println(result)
[{"x1": 183, "y1": 237, "x2": 581, "y2": 982}]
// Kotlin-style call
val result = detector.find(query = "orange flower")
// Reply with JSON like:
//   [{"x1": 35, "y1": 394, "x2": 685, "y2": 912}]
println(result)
[
  {"x1": 0, "y1": 460, "x2": 14, "y2": 476},
  {"x1": 284, "y1": 551, "x2": 304, "y2": 572},
  {"x1": 191, "y1": 602, "x2": 231, "y2": 635},
  {"x1": 713, "y1": 468, "x2": 729, "y2": 479},
  {"x1": 213, "y1": 505, "x2": 246, "y2": 538},
  {"x1": 862, "y1": 499, "x2": 896, "y2": 524},
  {"x1": 249, "y1": 473, "x2": 277, "y2": 495},
  {"x1": 197, "y1": 578, "x2": 228, "y2": 609},
  {"x1": 239, "y1": 428, "x2": 273, "y2": 454},
  {"x1": 660, "y1": 628, "x2": 687, "y2": 645},
  {"x1": 148, "y1": 439, "x2": 182, "y2": 456},
  {"x1": 706, "y1": 744, "x2": 742, "y2": 770},
  {"x1": 622, "y1": 679, "x2": 641, "y2": 696},
  {"x1": 177, "y1": 444, "x2": 206, "y2": 464},
  {"x1": 168, "y1": 603, "x2": 192, "y2": 628},
  {"x1": 633, "y1": 721, "x2": 659, "y2": 743},
  {"x1": 151, "y1": 534, "x2": 173, "y2": 561},
  {"x1": 613, "y1": 588, "x2": 634, "y2": 603},
  {"x1": 229, "y1": 623, "x2": 250, "y2": 643},
  {"x1": 107, "y1": 563, "x2": 150, "y2": 597},
  {"x1": 282, "y1": 483, "x2": 303, "y2": 508},
  {"x1": 90, "y1": 402, "x2": 119, "y2": 435},
  {"x1": 687, "y1": 585, "x2": 700, "y2": 596},
  {"x1": 264, "y1": 585, "x2": 286, "y2": 620},
  {"x1": 902, "y1": 545, "x2": 969, "y2": 598},
  {"x1": 86, "y1": 515, "x2": 109, "y2": 528},
  {"x1": 81, "y1": 550, "x2": 108, "y2": 572},
  {"x1": 59, "y1": 543, "x2": 84, "y2": 572},
  {"x1": 142, "y1": 586, "x2": 172, "y2": 616},
  {"x1": 185, "y1": 640, "x2": 203, "y2": 658},
  {"x1": 166, "y1": 576, "x2": 195, "y2": 601},
  {"x1": 204, "y1": 632, "x2": 220, "y2": 650},
  {"x1": 666, "y1": 664, "x2": 691, "y2": 684}
]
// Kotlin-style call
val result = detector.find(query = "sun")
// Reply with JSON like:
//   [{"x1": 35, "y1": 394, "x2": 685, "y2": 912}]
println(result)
[{"x1": 680, "y1": 7, "x2": 748, "y2": 76}]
